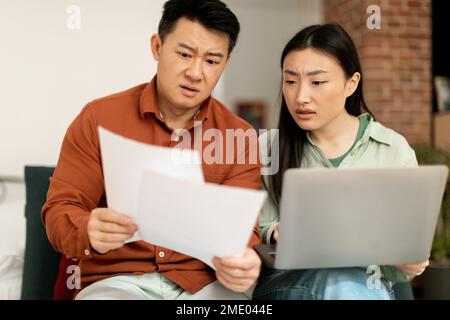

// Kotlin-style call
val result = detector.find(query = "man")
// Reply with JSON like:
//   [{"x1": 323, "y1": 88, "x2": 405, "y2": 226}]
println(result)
[{"x1": 42, "y1": 0, "x2": 262, "y2": 300}]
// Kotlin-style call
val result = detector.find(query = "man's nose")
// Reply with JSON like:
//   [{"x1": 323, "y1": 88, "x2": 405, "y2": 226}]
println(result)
[{"x1": 185, "y1": 59, "x2": 203, "y2": 81}]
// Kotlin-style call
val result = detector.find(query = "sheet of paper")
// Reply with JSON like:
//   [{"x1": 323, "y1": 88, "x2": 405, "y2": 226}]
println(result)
[
  {"x1": 135, "y1": 169, "x2": 267, "y2": 269},
  {"x1": 98, "y1": 127, "x2": 204, "y2": 242}
]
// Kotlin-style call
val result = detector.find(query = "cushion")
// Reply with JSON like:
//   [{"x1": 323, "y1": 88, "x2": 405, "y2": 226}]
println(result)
[{"x1": 22, "y1": 166, "x2": 74, "y2": 300}]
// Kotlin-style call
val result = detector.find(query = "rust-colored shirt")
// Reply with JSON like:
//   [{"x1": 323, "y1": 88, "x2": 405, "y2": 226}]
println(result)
[{"x1": 42, "y1": 76, "x2": 262, "y2": 294}]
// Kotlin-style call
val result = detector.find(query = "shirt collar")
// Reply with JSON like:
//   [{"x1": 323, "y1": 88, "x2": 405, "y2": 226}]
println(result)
[
  {"x1": 359, "y1": 113, "x2": 392, "y2": 146},
  {"x1": 139, "y1": 75, "x2": 211, "y2": 124},
  {"x1": 305, "y1": 113, "x2": 392, "y2": 147}
]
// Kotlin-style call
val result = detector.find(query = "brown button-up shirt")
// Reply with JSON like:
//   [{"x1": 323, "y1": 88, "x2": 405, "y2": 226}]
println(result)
[{"x1": 42, "y1": 76, "x2": 262, "y2": 294}]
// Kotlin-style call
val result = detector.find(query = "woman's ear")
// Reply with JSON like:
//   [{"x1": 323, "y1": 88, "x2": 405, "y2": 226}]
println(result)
[
  {"x1": 150, "y1": 34, "x2": 162, "y2": 61},
  {"x1": 345, "y1": 72, "x2": 361, "y2": 98}
]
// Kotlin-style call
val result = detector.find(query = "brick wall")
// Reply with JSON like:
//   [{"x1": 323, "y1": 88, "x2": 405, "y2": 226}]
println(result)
[{"x1": 323, "y1": 0, "x2": 432, "y2": 145}]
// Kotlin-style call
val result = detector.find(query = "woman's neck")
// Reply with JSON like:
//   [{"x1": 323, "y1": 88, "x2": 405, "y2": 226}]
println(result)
[{"x1": 309, "y1": 112, "x2": 360, "y2": 159}]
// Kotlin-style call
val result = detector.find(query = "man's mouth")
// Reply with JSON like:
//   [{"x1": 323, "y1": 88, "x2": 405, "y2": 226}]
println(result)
[{"x1": 180, "y1": 84, "x2": 199, "y2": 93}]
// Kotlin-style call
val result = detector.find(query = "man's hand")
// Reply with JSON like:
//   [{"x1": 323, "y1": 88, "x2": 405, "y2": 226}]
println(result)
[
  {"x1": 212, "y1": 247, "x2": 262, "y2": 293},
  {"x1": 395, "y1": 260, "x2": 429, "y2": 276},
  {"x1": 87, "y1": 208, "x2": 138, "y2": 254}
]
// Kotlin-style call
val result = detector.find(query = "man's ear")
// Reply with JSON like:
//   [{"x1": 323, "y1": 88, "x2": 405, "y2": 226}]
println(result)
[
  {"x1": 151, "y1": 34, "x2": 162, "y2": 61},
  {"x1": 345, "y1": 72, "x2": 361, "y2": 98},
  {"x1": 224, "y1": 54, "x2": 231, "y2": 68}
]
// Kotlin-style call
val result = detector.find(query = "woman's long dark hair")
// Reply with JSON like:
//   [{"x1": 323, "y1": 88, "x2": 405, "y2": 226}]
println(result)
[{"x1": 267, "y1": 23, "x2": 374, "y2": 207}]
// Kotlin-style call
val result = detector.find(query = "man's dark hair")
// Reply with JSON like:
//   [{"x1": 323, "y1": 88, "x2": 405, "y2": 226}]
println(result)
[{"x1": 158, "y1": 0, "x2": 240, "y2": 54}]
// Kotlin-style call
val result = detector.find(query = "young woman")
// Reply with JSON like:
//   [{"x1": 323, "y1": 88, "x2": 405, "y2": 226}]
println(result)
[{"x1": 253, "y1": 24, "x2": 429, "y2": 300}]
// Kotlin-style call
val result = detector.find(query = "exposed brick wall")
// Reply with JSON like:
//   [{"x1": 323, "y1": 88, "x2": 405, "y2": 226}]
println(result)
[{"x1": 323, "y1": 0, "x2": 432, "y2": 145}]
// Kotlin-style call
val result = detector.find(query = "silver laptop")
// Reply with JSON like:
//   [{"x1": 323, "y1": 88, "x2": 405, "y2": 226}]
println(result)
[{"x1": 256, "y1": 166, "x2": 448, "y2": 269}]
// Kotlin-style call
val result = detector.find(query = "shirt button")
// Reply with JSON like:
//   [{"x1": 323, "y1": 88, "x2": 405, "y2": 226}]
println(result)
[
  {"x1": 84, "y1": 249, "x2": 90, "y2": 256},
  {"x1": 158, "y1": 251, "x2": 165, "y2": 258}
]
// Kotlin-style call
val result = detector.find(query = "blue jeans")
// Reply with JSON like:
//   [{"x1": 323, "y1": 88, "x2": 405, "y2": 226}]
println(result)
[{"x1": 252, "y1": 266, "x2": 395, "y2": 300}]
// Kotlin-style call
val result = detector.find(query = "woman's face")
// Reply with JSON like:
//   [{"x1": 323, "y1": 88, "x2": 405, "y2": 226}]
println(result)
[{"x1": 282, "y1": 48, "x2": 360, "y2": 132}]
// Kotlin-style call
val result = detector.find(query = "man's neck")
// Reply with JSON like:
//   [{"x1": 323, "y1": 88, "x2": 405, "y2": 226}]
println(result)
[{"x1": 157, "y1": 99, "x2": 201, "y2": 130}]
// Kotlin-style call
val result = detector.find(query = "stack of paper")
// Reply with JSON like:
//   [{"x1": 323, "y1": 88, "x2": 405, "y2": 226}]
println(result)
[{"x1": 98, "y1": 127, "x2": 267, "y2": 268}]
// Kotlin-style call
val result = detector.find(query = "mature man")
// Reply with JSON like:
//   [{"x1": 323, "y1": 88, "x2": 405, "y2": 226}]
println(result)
[{"x1": 42, "y1": 0, "x2": 262, "y2": 300}]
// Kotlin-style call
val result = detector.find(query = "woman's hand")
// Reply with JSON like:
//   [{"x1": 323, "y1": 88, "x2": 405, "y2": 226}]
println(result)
[
  {"x1": 395, "y1": 260, "x2": 429, "y2": 276},
  {"x1": 272, "y1": 223, "x2": 279, "y2": 242}
]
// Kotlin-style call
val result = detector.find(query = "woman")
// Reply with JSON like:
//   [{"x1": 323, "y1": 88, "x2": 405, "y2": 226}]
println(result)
[{"x1": 253, "y1": 24, "x2": 428, "y2": 300}]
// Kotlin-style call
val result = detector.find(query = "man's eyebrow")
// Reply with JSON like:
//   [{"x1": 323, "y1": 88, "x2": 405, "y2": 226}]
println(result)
[
  {"x1": 178, "y1": 42, "x2": 224, "y2": 58},
  {"x1": 178, "y1": 42, "x2": 196, "y2": 53},
  {"x1": 283, "y1": 69, "x2": 298, "y2": 76},
  {"x1": 206, "y1": 51, "x2": 224, "y2": 58}
]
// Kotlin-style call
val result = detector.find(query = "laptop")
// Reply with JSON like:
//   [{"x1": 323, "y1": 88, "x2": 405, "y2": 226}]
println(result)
[{"x1": 255, "y1": 166, "x2": 449, "y2": 269}]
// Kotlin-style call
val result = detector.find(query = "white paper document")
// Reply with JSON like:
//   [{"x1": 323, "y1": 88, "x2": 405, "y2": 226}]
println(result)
[
  {"x1": 98, "y1": 127, "x2": 203, "y2": 242},
  {"x1": 99, "y1": 127, "x2": 267, "y2": 267},
  {"x1": 136, "y1": 169, "x2": 267, "y2": 268}
]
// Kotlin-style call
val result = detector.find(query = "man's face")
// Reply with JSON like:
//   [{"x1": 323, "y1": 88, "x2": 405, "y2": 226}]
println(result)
[{"x1": 151, "y1": 17, "x2": 230, "y2": 111}]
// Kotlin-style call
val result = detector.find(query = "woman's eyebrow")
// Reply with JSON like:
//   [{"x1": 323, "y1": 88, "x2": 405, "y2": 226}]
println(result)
[
  {"x1": 306, "y1": 69, "x2": 328, "y2": 76},
  {"x1": 283, "y1": 69, "x2": 328, "y2": 76}
]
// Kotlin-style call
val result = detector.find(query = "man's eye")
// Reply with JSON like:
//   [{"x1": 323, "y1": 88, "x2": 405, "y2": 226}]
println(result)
[
  {"x1": 285, "y1": 80, "x2": 296, "y2": 85},
  {"x1": 178, "y1": 52, "x2": 191, "y2": 59},
  {"x1": 206, "y1": 59, "x2": 219, "y2": 65}
]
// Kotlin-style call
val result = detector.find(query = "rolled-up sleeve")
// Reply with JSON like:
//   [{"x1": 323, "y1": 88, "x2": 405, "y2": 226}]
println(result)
[{"x1": 41, "y1": 103, "x2": 104, "y2": 260}]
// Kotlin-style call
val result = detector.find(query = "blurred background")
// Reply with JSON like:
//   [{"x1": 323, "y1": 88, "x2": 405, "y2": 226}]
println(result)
[{"x1": 0, "y1": 0, "x2": 448, "y2": 300}]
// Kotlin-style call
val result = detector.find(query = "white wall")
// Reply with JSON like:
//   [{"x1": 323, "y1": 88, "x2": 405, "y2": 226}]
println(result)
[
  {"x1": 221, "y1": 0, "x2": 323, "y2": 128},
  {"x1": 0, "y1": 0, "x2": 322, "y2": 178},
  {"x1": 0, "y1": 0, "x2": 166, "y2": 178}
]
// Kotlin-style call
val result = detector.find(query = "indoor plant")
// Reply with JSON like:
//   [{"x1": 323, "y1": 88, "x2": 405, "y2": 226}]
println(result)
[{"x1": 412, "y1": 144, "x2": 450, "y2": 299}]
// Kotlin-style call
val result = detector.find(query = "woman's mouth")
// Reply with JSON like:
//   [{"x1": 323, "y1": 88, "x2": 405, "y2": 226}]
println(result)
[{"x1": 295, "y1": 109, "x2": 316, "y2": 120}]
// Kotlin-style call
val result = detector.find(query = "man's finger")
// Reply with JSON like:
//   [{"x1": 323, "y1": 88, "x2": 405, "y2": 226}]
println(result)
[
  {"x1": 216, "y1": 269, "x2": 245, "y2": 286},
  {"x1": 216, "y1": 272, "x2": 248, "y2": 293},
  {"x1": 95, "y1": 209, "x2": 134, "y2": 226},
  {"x1": 91, "y1": 241, "x2": 124, "y2": 254},
  {"x1": 214, "y1": 250, "x2": 258, "y2": 270},
  {"x1": 97, "y1": 221, "x2": 138, "y2": 234},
  {"x1": 95, "y1": 232, "x2": 135, "y2": 243},
  {"x1": 214, "y1": 263, "x2": 257, "y2": 280}
]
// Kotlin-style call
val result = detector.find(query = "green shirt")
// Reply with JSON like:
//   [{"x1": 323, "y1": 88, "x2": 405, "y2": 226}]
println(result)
[
  {"x1": 259, "y1": 113, "x2": 418, "y2": 283},
  {"x1": 329, "y1": 115, "x2": 370, "y2": 167}
]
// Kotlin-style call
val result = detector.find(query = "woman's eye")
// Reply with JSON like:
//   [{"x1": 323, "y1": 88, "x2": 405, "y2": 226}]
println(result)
[
  {"x1": 285, "y1": 80, "x2": 296, "y2": 85},
  {"x1": 312, "y1": 81, "x2": 326, "y2": 86}
]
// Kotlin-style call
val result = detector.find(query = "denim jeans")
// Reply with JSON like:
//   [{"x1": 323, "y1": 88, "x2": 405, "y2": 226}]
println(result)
[{"x1": 253, "y1": 266, "x2": 395, "y2": 300}]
